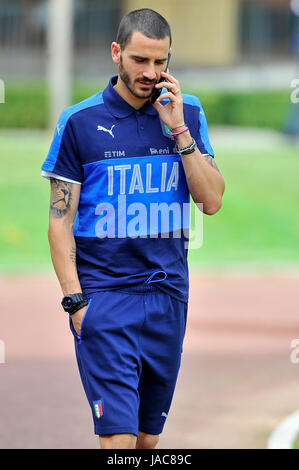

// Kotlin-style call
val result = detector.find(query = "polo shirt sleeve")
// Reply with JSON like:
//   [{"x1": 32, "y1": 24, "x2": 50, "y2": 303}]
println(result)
[
  {"x1": 194, "y1": 97, "x2": 215, "y2": 158},
  {"x1": 41, "y1": 109, "x2": 83, "y2": 184}
]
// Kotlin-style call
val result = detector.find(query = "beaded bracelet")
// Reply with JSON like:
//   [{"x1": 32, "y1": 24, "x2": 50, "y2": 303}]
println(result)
[
  {"x1": 175, "y1": 138, "x2": 197, "y2": 155},
  {"x1": 171, "y1": 126, "x2": 189, "y2": 136}
]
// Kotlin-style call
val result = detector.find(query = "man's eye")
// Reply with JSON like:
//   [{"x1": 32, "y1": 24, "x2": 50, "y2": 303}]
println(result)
[{"x1": 135, "y1": 59, "x2": 145, "y2": 63}]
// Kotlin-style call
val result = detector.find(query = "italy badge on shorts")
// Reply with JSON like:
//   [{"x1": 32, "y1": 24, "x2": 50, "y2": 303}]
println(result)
[{"x1": 93, "y1": 399, "x2": 103, "y2": 418}]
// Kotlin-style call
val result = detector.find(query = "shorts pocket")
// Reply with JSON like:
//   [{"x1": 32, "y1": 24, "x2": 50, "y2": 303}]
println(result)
[{"x1": 69, "y1": 298, "x2": 93, "y2": 342}]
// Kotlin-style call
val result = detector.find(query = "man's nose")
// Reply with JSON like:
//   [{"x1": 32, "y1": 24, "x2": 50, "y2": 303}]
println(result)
[{"x1": 143, "y1": 63, "x2": 156, "y2": 81}]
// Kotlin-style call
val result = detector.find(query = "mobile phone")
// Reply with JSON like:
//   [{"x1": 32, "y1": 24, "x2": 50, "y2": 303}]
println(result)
[{"x1": 150, "y1": 52, "x2": 171, "y2": 104}]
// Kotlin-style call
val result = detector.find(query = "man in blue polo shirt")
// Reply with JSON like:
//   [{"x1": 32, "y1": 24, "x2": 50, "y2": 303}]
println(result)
[{"x1": 42, "y1": 8, "x2": 225, "y2": 449}]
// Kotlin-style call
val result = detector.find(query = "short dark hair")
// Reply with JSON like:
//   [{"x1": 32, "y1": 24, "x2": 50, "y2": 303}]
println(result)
[{"x1": 116, "y1": 8, "x2": 172, "y2": 49}]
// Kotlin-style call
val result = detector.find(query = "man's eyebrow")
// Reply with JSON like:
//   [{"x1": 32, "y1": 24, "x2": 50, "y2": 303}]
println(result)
[{"x1": 131, "y1": 55, "x2": 167, "y2": 61}]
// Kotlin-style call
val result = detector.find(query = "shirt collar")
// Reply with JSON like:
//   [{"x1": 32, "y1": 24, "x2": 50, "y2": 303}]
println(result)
[{"x1": 103, "y1": 75, "x2": 157, "y2": 118}]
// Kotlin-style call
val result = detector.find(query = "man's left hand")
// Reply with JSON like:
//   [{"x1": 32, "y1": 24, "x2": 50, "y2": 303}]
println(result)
[{"x1": 151, "y1": 71, "x2": 184, "y2": 131}]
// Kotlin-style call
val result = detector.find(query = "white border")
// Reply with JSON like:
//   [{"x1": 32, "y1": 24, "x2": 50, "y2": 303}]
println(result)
[{"x1": 41, "y1": 170, "x2": 81, "y2": 184}]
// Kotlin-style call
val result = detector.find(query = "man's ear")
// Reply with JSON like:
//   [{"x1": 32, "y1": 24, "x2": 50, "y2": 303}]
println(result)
[{"x1": 111, "y1": 42, "x2": 121, "y2": 65}]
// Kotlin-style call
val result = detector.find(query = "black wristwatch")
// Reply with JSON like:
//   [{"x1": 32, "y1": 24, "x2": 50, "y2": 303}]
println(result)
[{"x1": 61, "y1": 293, "x2": 88, "y2": 315}]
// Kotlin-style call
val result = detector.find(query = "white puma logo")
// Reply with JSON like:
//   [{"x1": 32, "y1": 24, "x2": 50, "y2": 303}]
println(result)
[
  {"x1": 97, "y1": 124, "x2": 115, "y2": 138},
  {"x1": 161, "y1": 412, "x2": 168, "y2": 418},
  {"x1": 57, "y1": 124, "x2": 64, "y2": 136}
]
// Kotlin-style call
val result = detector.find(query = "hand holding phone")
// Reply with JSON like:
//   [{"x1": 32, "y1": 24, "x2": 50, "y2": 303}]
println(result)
[{"x1": 150, "y1": 52, "x2": 171, "y2": 104}]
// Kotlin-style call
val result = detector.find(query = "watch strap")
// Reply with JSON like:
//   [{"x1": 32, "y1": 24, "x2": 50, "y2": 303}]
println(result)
[
  {"x1": 61, "y1": 293, "x2": 88, "y2": 315},
  {"x1": 68, "y1": 299, "x2": 88, "y2": 316}
]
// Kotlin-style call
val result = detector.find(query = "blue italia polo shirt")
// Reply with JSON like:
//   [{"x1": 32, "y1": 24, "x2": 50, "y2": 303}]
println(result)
[{"x1": 41, "y1": 75, "x2": 214, "y2": 302}]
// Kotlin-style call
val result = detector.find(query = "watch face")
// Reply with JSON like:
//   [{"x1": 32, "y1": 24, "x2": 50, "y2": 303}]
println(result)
[{"x1": 63, "y1": 297, "x2": 73, "y2": 308}]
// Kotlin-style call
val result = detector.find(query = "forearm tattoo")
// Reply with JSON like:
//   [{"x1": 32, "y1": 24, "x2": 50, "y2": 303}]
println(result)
[
  {"x1": 70, "y1": 246, "x2": 76, "y2": 265},
  {"x1": 202, "y1": 155, "x2": 221, "y2": 173},
  {"x1": 50, "y1": 178, "x2": 73, "y2": 218}
]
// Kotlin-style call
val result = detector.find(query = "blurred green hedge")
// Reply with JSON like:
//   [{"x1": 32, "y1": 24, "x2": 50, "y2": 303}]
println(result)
[{"x1": 0, "y1": 80, "x2": 290, "y2": 130}]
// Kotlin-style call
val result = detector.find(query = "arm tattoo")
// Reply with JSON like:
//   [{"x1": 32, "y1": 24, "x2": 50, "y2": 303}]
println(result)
[
  {"x1": 70, "y1": 246, "x2": 76, "y2": 265},
  {"x1": 202, "y1": 155, "x2": 221, "y2": 173},
  {"x1": 50, "y1": 178, "x2": 73, "y2": 218}
]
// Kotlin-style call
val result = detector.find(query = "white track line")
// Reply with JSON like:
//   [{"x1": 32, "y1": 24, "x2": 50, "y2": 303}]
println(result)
[{"x1": 267, "y1": 409, "x2": 299, "y2": 449}]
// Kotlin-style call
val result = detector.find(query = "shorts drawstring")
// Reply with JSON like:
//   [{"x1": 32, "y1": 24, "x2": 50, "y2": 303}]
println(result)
[{"x1": 145, "y1": 271, "x2": 167, "y2": 284}]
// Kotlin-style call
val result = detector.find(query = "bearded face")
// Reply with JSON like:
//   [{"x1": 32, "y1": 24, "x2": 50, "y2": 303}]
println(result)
[{"x1": 118, "y1": 54, "x2": 157, "y2": 100}]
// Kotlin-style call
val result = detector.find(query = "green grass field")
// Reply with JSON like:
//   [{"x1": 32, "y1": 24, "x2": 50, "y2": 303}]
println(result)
[{"x1": 0, "y1": 128, "x2": 299, "y2": 272}]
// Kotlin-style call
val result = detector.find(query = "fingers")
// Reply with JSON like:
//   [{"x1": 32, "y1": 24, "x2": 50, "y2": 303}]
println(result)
[
  {"x1": 151, "y1": 100, "x2": 164, "y2": 111},
  {"x1": 71, "y1": 305, "x2": 86, "y2": 335},
  {"x1": 160, "y1": 70, "x2": 179, "y2": 84},
  {"x1": 155, "y1": 82, "x2": 181, "y2": 96},
  {"x1": 155, "y1": 91, "x2": 180, "y2": 104},
  {"x1": 154, "y1": 85, "x2": 182, "y2": 104},
  {"x1": 155, "y1": 81, "x2": 181, "y2": 95},
  {"x1": 155, "y1": 71, "x2": 181, "y2": 96}
]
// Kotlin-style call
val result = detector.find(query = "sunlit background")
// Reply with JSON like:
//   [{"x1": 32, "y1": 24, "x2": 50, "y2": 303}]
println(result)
[{"x1": 0, "y1": 0, "x2": 299, "y2": 450}]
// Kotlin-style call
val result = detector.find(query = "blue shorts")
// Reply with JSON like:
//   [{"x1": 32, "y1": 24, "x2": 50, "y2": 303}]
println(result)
[{"x1": 69, "y1": 283, "x2": 188, "y2": 437}]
